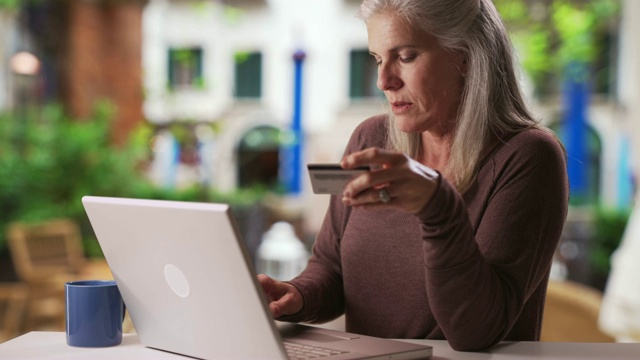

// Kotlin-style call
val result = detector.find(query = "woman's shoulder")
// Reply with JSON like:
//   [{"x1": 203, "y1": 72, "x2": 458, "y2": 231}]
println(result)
[
  {"x1": 486, "y1": 127, "x2": 568, "y2": 194},
  {"x1": 346, "y1": 114, "x2": 389, "y2": 152},
  {"x1": 497, "y1": 127, "x2": 565, "y2": 160},
  {"x1": 353, "y1": 113, "x2": 388, "y2": 137}
]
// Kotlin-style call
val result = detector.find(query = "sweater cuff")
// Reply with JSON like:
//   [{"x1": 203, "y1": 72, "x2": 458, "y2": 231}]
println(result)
[{"x1": 415, "y1": 170, "x2": 446, "y2": 222}]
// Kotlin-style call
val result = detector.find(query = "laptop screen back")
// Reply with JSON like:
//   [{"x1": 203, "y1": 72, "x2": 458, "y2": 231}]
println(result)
[{"x1": 82, "y1": 196, "x2": 286, "y2": 359}]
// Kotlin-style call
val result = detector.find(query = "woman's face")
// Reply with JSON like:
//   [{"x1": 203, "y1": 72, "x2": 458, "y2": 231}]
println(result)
[{"x1": 367, "y1": 12, "x2": 465, "y2": 135}]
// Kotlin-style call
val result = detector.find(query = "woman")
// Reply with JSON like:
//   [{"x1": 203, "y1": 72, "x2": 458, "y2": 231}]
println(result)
[{"x1": 259, "y1": 0, "x2": 568, "y2": 351}]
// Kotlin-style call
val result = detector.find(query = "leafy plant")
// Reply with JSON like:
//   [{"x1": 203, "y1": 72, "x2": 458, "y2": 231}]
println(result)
[
  {"x1": 0, "y1": 0, "x2": 44, "y2": 11},
  {"x1": 0, "y1": 102, "x2": 270, "y2": 257},
  {"x1": 0, "y1": 0, "x2": 20, "y2": 9},
  {"x1": 495, "y1": 0, "x2": 620, "y2": 95},
  {"x1": 0, "y1": 102, "x2": 149, "y2": 252},
  {"x1": 590, "y1": 206, "x2": 630, "y2": 276}
]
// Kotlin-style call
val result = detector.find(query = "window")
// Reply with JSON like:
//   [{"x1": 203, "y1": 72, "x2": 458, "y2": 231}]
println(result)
[
  {"x1": 168, "y1": 47, "x2": 204, "y2": 89},
  {"x1": 234, "y1": 51, "x2": 262, "y2": 98},
  {"x1": 237, "y1": 125, "x2": 280, "y2": 189},
  {"x1": 349, "y1": 49, "x2": 381, "y2": 99}
]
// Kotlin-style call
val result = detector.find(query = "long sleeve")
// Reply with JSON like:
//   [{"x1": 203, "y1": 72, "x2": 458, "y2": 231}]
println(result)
[
  {"x1": 280, "y1": 193, "x2": 348, "y2": 323},
  {"x1": 416, "y1": 129, "x2": 568, "y2": 350}
]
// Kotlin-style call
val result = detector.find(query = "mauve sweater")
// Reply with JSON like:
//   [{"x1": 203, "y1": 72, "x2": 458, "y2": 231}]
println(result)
[{"x1": 285, "y1": 115, "x2": 569, "y2": 351}]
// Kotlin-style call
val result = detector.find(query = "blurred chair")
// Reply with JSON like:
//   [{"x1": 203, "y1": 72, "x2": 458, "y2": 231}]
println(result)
[
  {"x1": 541, "y1": 279, "x2": 615, "y2": 342},
  {"x1": 0, "y1": 282, "x2": 28, "y2": 342},
  {"x1": 6, "y1": 218, "x2": 108, "y2": 331}
]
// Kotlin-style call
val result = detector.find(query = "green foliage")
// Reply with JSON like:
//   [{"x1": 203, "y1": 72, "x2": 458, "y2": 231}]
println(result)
[
  {"x1": 0, "y1": 102, "x2": 149, "y2": 251},
  {"x1": 495, "y1": 0, "x2": 620, "y2": 95},
  {"x1": 590, "y1": 206, "x2": 630, "y2": 276},
  {"x1": 0, "y1": 0, "x2": 43, "y2": 10},
  {"x1": 496, "y1": 0, "x2": 528, "y2": 23},
  {"x1": 234, "y1": 51, "x2": 251, "y2": 64},
  {"x1": 194, "y1": 76, "x2": 206, "y2": 89},
  {"x1": 552, "y1": 2, "x2": 597, "y2": 66},
  {"x1": 171, "y1": 48, "x2": 198, "y2": 65},
  {"x1": 512, "y1": 26, "x2": 551, "y2": 90},
  {"x1": 0, "y1": 0, "x2": 20, "y2": 10},
  {"x1": 0, "y1": 103, "x2": 269, "y2": 255},
  {"x1": 222, "y1": 5, "x2": 244, "y2": 24}
]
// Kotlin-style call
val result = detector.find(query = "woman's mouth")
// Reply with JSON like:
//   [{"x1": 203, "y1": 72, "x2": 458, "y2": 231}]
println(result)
[{"x1": 391, "y1": 101, "x2": 413, "y2": 114}]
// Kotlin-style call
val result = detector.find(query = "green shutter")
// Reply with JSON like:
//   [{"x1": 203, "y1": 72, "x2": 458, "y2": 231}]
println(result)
[{"x1": 235, "y1": 52, "x2": 262, "y2": 98}]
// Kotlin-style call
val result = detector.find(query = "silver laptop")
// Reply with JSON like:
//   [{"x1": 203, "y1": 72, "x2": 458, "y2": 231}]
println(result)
[{"x1": 82, "y1": 196, "x2": 432, "y2": 360}]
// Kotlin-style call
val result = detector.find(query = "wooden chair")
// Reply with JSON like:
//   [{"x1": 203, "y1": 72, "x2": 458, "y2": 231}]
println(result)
[
  {"x1": 0, "y1": 282, "x2": 28, "y2": 342},
  {"x1": 6, "y1": 219, "x2": 105, "y2": 331},
  {"x1": 541, "y1": 279, "x2": 615, "y2": 342}
]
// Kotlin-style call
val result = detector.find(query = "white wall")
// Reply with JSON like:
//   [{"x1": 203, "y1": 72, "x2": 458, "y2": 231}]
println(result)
[{"x1": 143, "y1": 0, "x2": 368, "y2": 128}]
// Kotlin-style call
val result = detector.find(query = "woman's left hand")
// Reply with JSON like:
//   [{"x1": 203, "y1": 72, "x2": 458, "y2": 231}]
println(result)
[{"x1": 340, "y1": 147, "x2": 440, "y2": 214}]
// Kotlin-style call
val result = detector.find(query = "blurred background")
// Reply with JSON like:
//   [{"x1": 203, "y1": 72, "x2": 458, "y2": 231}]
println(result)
[{"x1": 0, "y1": 0, "x2": 638, "y2": 345}]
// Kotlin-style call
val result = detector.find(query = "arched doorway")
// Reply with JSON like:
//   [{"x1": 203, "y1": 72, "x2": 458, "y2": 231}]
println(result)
[{"x1": 236, "y1": 125, "x2": 281, "y2": 189}]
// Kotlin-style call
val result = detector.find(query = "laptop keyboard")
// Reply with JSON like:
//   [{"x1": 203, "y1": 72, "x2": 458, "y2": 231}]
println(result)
[{"x1": 284, "y1": 341, "x2": 349, "y2": 359}]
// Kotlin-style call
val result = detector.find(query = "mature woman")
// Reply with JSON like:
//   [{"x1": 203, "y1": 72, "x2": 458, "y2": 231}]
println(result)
[{"x1": 259, "y1": 0, "x2": 568, "y2": 351}]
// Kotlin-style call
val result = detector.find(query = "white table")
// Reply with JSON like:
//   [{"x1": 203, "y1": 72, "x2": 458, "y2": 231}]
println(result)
[{"x1": 1, "y1": 331, "x2": 640, "y2": 359}]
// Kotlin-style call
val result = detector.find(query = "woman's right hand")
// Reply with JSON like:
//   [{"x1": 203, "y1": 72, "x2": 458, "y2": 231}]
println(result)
[
  {"x1": 341, "y1": 147, "x2": 440, "y2": 214},
  {"x1": 257, "y1": 274, "x2": 304, "y2": 318}
]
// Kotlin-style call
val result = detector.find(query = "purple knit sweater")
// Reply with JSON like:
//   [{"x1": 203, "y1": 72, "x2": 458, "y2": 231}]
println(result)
[{"x1": 286, "y1": 115, "x2": 569, "y2": 351}]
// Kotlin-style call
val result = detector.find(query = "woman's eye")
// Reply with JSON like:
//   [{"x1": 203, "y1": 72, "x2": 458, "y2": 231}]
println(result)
[{"x1": 400, "y1": 56, "x2": 415, "y2": 63}]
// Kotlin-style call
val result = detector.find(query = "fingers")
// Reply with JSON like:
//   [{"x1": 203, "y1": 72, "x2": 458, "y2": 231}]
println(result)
[
  {"x1": 269, "y1": 302, "x2": 284, "y2": 318},
  {"x1": 268, "y1": 291, "x2": 297, "y2": 318},
  {"x1": 343, "y1": 179, "x2": 405, "y2": 208},
  {"x1": 342, "y1": 160, "x2": 404, "y2": 200},
  {"x1": 257, "y1": 274, "x2": 286, "y2": 317},
  {"x1": 339, "y1": 147, "x2": 440, "y2": 214},
  {"x1": 257, "y1": 273, "x2": 274, "y2": 295},
  {"x1": 340, "y1": 148, "x2": 406, "y2": 198},
  {"x1": 257, "y1": 274, "x2": 304, "y2": 318},
  {"x1": 257, "y1": 274, "x2": 284, "y2": 302},
  {"x1": 341, "y1": 147, "x2": 406, "y2": 169}
]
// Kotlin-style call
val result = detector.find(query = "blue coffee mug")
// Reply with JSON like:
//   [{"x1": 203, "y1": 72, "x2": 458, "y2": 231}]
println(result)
[{"x1": 65, "y1": 280, "x2": 126, "y2": 347}]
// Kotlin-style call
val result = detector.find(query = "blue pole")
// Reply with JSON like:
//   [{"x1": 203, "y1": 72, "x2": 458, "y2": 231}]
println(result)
[
  {"x1": 563, "y1": 62, "x2": 589, "y2": 203},
  {"x1": 283, "y1": 50, "x2": 306, "y2": 194}
]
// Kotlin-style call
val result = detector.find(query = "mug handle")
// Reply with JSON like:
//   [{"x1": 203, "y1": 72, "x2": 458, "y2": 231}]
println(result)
[{"x1": 122, "y1": 301, "x2": 127, "y2": 323}]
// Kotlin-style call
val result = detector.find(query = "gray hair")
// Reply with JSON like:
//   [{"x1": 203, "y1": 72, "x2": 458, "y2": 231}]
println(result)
[{"x1": 359, "y1": 0, "x2": 546, "y2": 192}]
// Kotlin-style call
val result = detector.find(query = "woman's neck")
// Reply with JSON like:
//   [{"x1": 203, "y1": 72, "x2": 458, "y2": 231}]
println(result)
[{"x1": 420, "y1": 131, "x2": 452, "y2": 172}]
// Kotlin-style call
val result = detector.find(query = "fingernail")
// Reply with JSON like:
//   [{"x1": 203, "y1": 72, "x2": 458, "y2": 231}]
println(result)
[
  {"x1": 342, "y1": 197, "x2": 351, "y2": 206},
  {"x1": 343, "y1": 190, "x2": 351, "y2": 198}
]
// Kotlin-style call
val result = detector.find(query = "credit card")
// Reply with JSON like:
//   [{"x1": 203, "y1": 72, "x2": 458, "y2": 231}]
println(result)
[{"x1": 307, "y1": 164, "x2": 370, "y2": 194}]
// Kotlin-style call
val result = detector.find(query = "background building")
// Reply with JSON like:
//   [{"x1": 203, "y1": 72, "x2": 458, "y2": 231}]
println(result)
[
  {"x1": 140, "y1": 0, "x2": 631, "y2": 238},
  {"x1": 141, "y1": 0, "x2": 384, "y2": 231}
]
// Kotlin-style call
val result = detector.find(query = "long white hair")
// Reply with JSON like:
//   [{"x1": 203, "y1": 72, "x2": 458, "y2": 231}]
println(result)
[{"x1": 359, "y1": 0, "x2": 550, "y2": 192}]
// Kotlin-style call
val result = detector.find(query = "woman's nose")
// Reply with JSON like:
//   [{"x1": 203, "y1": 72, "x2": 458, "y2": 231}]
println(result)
[{"x1": 377, "y1": 63, "x2": 402, "y2": 91}]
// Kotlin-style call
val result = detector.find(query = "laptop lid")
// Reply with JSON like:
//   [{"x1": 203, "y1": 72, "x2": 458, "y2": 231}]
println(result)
[{"x1": 82, "y1": 196, "x2": 432, "y2": 359}]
